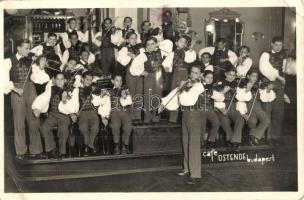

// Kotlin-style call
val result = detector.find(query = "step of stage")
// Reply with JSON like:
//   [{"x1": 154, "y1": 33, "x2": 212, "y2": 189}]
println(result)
[
  {"x1": 7, "y1": 121, "x2": 277, "y2": 182},
  {"x1": 11, "y1": 145, "x2": 276, "y2": 182}
]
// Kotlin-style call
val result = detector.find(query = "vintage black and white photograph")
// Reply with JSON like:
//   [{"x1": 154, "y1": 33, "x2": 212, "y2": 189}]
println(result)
[{"x1": 1, "y1": 0, "x2": 303, "y2": 198}]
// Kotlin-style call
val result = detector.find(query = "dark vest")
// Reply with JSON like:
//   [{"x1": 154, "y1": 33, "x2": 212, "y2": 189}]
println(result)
[
  {"x1": 41, "y1": 43, "x2": 61, "y2": 78},
  {"x1": 122, "y1": 28, "x2": 135, "y2": 39},
  {"x1": 66, "y1": 30, "x2": 78, "y2": 39},
  {"x1": 9, "y1": 55, "x2": 32, "y2": 86},
  {"x1": 49, "y1": 86, "x2": 63, "y2": 113},
  {"x1": 162, "y1": 22, "x2": 174, "y2": 41},
  {"x1": 199, "y1": 84, "x2": 214, "y2": 107},
  {"x1": 211, "y1": 47, "x2": 229, "y2": 68},
  {"x1": 144, "y1": 49, "x2": 163, "y2": 73},
  {"x1": 110, "y1": 87, "x2": 128, "y2": 111},
  {"x1": 79, "y1": 86, "x2": 95, "y2": 111},
  {"x1": 127, "y1": 44, "x2": 142, "y2": 56},
  {"x1": 268, "y1": 50, "x2": 286, "y2": 77},
  {"x1": 173, "y1": 49, "x2": 189, "y2": 71},
  {"x1": 140, "y1": 32, "x2": 149, "y2": 45},
  {"x1": 63, "y1": 69, "x2": 83, "y2": 92},
  {"x1": 101, "y1": 30, "x2": 113, "y2": 48},
  {"x1": 68, "y1": 42, "x2": 82, "y2": 62},
  {"x1": 222, "y1": 79, "x2": 238, "y2": 103}
]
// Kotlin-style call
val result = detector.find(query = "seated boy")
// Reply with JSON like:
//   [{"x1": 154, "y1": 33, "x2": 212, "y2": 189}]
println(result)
[{"x1": 109, "y1": 75, "x2": 133, "y2": 154}]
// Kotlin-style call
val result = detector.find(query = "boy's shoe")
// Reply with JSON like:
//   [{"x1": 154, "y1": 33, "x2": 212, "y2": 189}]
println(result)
[
  {"x1": 207, "y1": 141, "x2": 216, "y2": 150},
  {"x1": 57, "y1": 153, "x2": 65, "y2": 160},
  {"x1": 225, "y1": 141, "x2": 233, "y2": 147},
  {"x1": 187, "y1": 178, "x2": 201, "y2": 185},
  {"x1": 177, "y1": 171, "x2": 190, "y2": 176},
  {"x1": 249, "y1": 135, "x2": 259, "y2": 146},
  {"x1": 121, "y1": 145, "x2": 129, "y2": 155},
  {"x1": 232, "y1": 143, "x2": 241, "y2": 151},
  {"x1": 16, "y1": 154, "x2": 26, "y2": 160},
  {"x1": 83, "y1": 146, "x2": 90, "y2": 157},
  {"x1": 152, "y1": 115, "x2": 160, "y2": 123},
  {"x1": 113, "y1": 144, "x2": 120, "y2": 155},
  {"x1": 46, "y1": 149, "x2": 60, "y2": 159},
  {"x1": 29, "y1": 153, "x2": 47, "y2": 160}
]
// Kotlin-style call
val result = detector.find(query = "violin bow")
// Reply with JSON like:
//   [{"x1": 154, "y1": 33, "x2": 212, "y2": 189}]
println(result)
[
  {"x1": 157, "y1": 79, "x2": 191, "y2": 115},
  {"x1": 226, "y1": 77, "x2": 243, "y2": 113},
  {"x1": 76, "y1": 88, "x2": 95, "y2": 117},
  {"x1": 246, "y1": 80, "x2": 262, "y2": 120},
  {"x1": 21, "y1": 49, "x2": 39, "y2": 93}
]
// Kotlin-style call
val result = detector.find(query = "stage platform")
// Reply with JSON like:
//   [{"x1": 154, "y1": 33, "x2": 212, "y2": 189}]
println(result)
[{"x1": 6, "y1": 121, "x2": 277, "y2": 183}]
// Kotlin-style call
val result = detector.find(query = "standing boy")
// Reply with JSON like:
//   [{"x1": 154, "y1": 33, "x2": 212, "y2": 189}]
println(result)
[
  {"x1": 160, "y1": 65, "x2": 204, "y2": 184},
  {"x1": 259, "y1": 36, "x2": 286, "y2": 145},
  {"x1": 4, "y1": 39, "x2": 44, "y2": 159},
  {"x1": 162, "y1": 35, "x2": 197, "y2": 123}
]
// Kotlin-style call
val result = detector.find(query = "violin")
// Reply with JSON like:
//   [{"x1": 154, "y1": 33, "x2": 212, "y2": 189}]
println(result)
[{"x1": 179, "y1": 78, "x2": 200, "y2": 92}]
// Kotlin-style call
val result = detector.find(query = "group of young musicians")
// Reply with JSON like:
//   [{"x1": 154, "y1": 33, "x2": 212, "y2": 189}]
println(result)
[{"x1": 4, "y1": 16, "x2": 291, "y2": 184}]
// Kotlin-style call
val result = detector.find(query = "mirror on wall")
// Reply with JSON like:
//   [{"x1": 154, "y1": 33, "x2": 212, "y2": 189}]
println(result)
[{"x1": 204, "y1": 8, "x2": 243, "y2": 51}]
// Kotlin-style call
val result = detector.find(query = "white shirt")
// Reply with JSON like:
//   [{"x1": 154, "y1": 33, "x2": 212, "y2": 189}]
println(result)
[
  {"x1": 259, "y1": 50, "x2": 287, "y2": 81},
  {"x1": 30, "y1": 43, "x2": 63, "y2": 63},
  {"x1": 203, "y1": 62, "x2": 214, "y2": 72},
  {"x1": 58, "y1": 28, "x2": 88, "y2": 49},
  {"x1": 3, "y1": 53, "x2": 24, "y2": 94},
  {"x1": 236, "y1": 57, "x2": 253, "y2": 77}
]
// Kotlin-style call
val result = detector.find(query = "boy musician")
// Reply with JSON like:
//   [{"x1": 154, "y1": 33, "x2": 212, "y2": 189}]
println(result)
[
  {"x1": 31, "y1": 55, "x2": 51, "y2": 95},
  {"x1": 199, "y1": 38, "x2": 237, "y2": 82},
  {"x1": 117, "y1": 31, "x2": 145, "y2": 121},
  {"x1": 109, "y1": 75, "x2": 133, "y2": 154},
  {"x1": 236, "y1": 46, "x2": 253, "y2": 78},
  {"x1": 217, "y1": 66, "x2": 244, "y2": 149},
  {"x1": 32, "y1": 72, "x2": 79, "y2": 159},
  {"x1": 31, "y1": 32, "x2": 62, "y2": 78},
  {"x1": 238, "y1": 69, "x2": 270, "y2": 146},
  {"x1": 94, "y1": 18, "x2": 124, "y2": 77},
  {"x1": 76, "y1": 71, "x2": 100, "y2": 156},
  {"x1": 59, "y1": 18, "x2": 88, "y2": 50},
  {"x1": 140, "y1": 20, "x2": 152, "y2": 45},
  {"x1": 130, "y1": 37, "x2": 173, "y2": 124},
  {"x1": 200, "y1": 52, "x2": 214, "y2": 73},
  {"x1": 200, "y1": 70, "x2": 221, "y2": 149},
  {"x1": 121, "y1": 17, "x2": 141, "y2": 44},
  {"x1": 160, "y1": 65, "x2": 204, "y2": 185},
  {"x1": 259, "y1": 36, "x2": 286, "y2": 145},
  {"x1": 76, "y1": 49, "x2": 95, "y2": 72},
  {"x1": 62, "y1": 32, "x2": 83, "y2": 66},
  {"x1": 4, "y1": 39, "x2": 44, "y2": 159},
  {"x1": 162, "y1": 34, "x2": 196, "y2": 123}
]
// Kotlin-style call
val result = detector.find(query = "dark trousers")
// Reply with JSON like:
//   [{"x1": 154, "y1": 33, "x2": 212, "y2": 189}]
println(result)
[
  {"x1": 169, "y1": 68, "x2": 188, "y2": 123},
  {"x1": 100, "y1": 47, "x2": 115, "y2": 76},
  {"x1": 78, "y1": 110, "x2": 99, "y2": 148},
  {"x1": 182, "y1": 110, "x2": 202, "y2": 178},
  {"x1": 143, "y1": 71, "x2": 163, "y2": 122},
  {"x1": 201, "y1": 108, "x2": 221, "y2": 142},
  {"x1": 40, "y1": 112, "x2": 71, "y2": 154},
  {"x1": 126, "y1": 66, "x2": 143, "y2": 120},
  {"x1": 247, "y1": 102, "x2": 270, "y2": 139},
  {"x1": 262, "y1": 81, "x2": 285, "y2": 140},
  {"x1": 110, "y1": 111, "x2": 133, "y2": 145},
  {"x1": 11, "y1": 82, "x2": 43, "y2": 155},
  {"x1": 218, "y1": 103, "x2": 244, "y2": 143}
]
